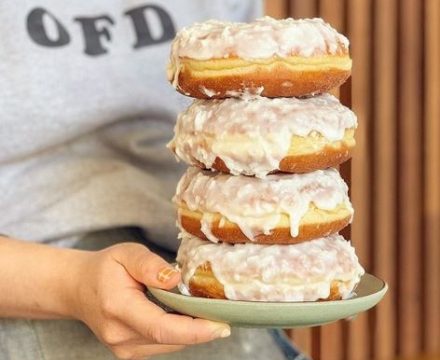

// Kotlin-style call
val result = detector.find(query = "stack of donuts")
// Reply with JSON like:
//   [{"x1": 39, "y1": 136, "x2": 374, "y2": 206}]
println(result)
[{"x1": 167, "y1": 17, "x2": 365, "y2": 302}]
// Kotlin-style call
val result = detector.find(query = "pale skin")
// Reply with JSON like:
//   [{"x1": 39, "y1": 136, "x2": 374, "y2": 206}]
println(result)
[{"x1": 0, "y1": 236, "x2": 231, "y2": 360}]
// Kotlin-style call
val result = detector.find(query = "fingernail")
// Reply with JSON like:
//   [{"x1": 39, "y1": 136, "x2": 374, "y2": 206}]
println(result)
[
  {"x1": 157, "y1": 267, "x2": 180, "y2": 282},
  {"x1": 212, "y1": 327, "x2": 231, "y2": 339}
]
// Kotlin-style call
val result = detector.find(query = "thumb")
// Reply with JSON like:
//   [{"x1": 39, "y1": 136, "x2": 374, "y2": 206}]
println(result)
[{"x1": 113, "y1": 243, "x2": 180, "y2": 290}]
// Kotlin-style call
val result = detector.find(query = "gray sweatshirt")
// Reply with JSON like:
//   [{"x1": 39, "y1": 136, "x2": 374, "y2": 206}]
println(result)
[{"x1": 0, "y1": 0, "x2": 262, "y2": 250}]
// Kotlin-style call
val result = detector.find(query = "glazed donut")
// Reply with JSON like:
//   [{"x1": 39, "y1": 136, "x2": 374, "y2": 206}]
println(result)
[
  {"x1": 177, "y1": 232, "x2": 365, "y2": 301},
  {"x1": 173, "y1": 167, "x2": 353, "y2": 244},
  {"x1": 167, "y1": 17, "x2": 352, "y2": 99},
  {"x1": 168, "y1": 94, "x2": 357, "y2": 177}
]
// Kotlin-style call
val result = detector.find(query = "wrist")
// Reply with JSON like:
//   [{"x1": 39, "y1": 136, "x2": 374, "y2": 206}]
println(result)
[
  {"x1": 53, "y1": 248, "x2": 92, "y2": 320},
  {"x1": 0, "y1": 237, "x2": 97, "y2": 320}
]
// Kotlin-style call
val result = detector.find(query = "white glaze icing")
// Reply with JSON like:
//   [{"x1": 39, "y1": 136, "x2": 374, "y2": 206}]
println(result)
[
  {"x1": 224, "y1": 86, "x2": 265, "y2": 99},
  {"x1": 171, "y1": 16, "x2": 349, "y2": 61},
  {"x1": 173, "y1": 167, "x2": 353, "y2": 242},
  {"x1": 199, "y1": 86, "x2": 219, "y2": 98},
  {"x1": 177, "y1": 232, "x2": 365, "y2": 301},
  {"x1": 197, "y1": 86, "x2": 265, "y2": 99},
  {"x1": 168, "y1": 94, "x2": 357, "y2": 177}
]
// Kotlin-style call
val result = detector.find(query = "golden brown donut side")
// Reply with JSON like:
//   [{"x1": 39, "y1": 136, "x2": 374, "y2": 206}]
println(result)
[
  {"x1": 187, "y1": 262, "x2": 343, "y2": 300},
  {"x1": 178, "y1": 206, "x2": 352, "y2": 244},
  {"x1": 208, "y1": 140, "x2": 354, "y2": 174},
  {"x1": 170, "y1": 129, "x2": 356, "y2": 175},
  {"x1": 174, "y1": 57, "x2": 351, "y2": 99}
]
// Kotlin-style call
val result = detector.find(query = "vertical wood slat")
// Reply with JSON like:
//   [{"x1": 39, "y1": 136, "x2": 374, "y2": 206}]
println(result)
[
  {"x1": 346, "y1": 0, "x2": 373, "y2": 358},
  {"x1": 371, "y1": 0, "x2": 398, "y2": 358},
  {"x1": 424, "y1": 0, "x2": 440, "y2": 354},
  {"x1": 397, "y1": 0, "x2": 424, "y2": 356},
  {"x1": 319, "y1": 0, "x2": 345, "y2": 30},
  {"x1": 264, "y1": 0, "x2": 288, "y2": 19},
  {"x1": 289, "y1": 0, "x2": 318, "y2": 18}
]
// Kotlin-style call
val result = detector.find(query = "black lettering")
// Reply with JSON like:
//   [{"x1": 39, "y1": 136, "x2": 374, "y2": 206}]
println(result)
[
  {"x1": 124, "y1": 5, "x2": 175, "y2": 49},
  {"x1": 74, "y1": 15, "x2": 115, "y2": 56},
  {"x1": 26, "y1": 7, "x2": 70, "y2": 47}
]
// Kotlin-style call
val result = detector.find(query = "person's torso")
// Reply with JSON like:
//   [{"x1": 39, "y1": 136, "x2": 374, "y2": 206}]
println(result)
[{"x1": 0, "y1": 0, "x2": 262, "y2": 249}]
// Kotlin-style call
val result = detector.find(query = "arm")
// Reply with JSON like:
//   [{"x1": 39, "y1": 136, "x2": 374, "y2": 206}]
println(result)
[
  {"x1": 0, "y1": 235, "x2": 84, "y2": 319},
  {"x1": 0, "y1": 235, "x2": 230, "y2": 359}
]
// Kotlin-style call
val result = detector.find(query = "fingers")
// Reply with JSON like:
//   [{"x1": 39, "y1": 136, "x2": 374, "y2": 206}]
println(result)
[
  {"x1": 126, "y1": 291, "x2": 231, "y2": 345},
  {"x1": 108, "y1": 244, "x2": 231, "y2": 347},
  {"x1": 113, "y1": 344, "x2": 186, "y2": 360},
  {"x1": 150, "y1": 313, "x2": 231, "y2": 345},
  {"x1": 112, "y1": 243, "x2": 180, "y2": 289}
]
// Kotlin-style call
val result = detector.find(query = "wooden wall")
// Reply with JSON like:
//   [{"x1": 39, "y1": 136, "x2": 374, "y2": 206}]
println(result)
[{"x1": 265, "y1": 1, "x2": 440, "y2": 359}]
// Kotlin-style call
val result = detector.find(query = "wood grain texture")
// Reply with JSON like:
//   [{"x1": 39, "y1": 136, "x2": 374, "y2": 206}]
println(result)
[
  {"x1": 264, "y1": 0, "x2": 287, "y2": 19},
  {"x1": 397, "y1": 0, "x2": 423, "y2": 356},
  {"x1": 423, "y1": 0, "x2": 440, "y2": 354},
  {"x1": 346, "y1": 0, "x2": 373, "y2": 359},
  {"x1": 289, "y1": 0, "x2": 317, "y2": 18},
  {"x1": 319, "y1": 0, "x2": 345, "y2": 31},
  {"x1": 371, "y1": 0, "x2": 398, "y2": 358}
]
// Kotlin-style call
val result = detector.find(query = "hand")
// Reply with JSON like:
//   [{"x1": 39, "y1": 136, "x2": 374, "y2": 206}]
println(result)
[{"x1": 71, "y1": 243, "x2": 231, "y2": 360}]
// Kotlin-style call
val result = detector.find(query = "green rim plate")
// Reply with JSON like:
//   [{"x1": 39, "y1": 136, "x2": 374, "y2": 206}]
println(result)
[{"x1": 148, "y1": 273, "x2": 387, "y2": 328}]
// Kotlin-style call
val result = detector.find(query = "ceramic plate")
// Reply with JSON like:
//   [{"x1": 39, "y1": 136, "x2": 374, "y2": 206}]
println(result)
[{"x1": 147, "y1": 273, "x2": 387, "y2": 328}]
